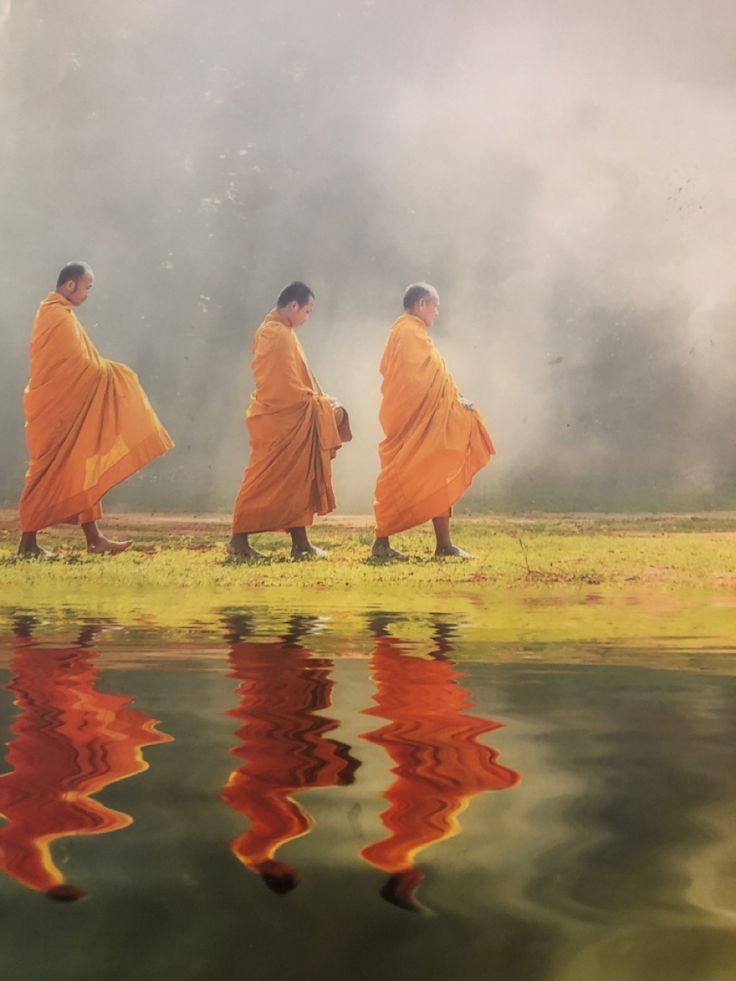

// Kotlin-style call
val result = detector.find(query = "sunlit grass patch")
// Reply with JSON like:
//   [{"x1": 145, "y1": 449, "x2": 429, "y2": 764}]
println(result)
[
  {"x1": 2, "y1": 515, "x2": 736, "y2": 597},
  {"x1": 3, "y1": 513, "x2": 736, "y2": 656}
]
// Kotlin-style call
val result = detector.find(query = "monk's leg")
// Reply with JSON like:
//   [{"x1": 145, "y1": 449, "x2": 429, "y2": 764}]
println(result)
[
  {"x1": 82, "y1": 520, "x2": 133, "y2": 555},
  {"x1": 371, "y1": 536, "x2": 404, "y2": 559},
  {"x1": 17, "y1": 530, "x2": 55, "y2": 559},
  {"x1": 432, "y1": 515, "x2": 472, "y2": 559},
  {"x1": 227, "y1": 532, "x2": 266, "y2": 559},
  {"x1": 289, "y1": 527, "x2": 328, "y2": 559}
]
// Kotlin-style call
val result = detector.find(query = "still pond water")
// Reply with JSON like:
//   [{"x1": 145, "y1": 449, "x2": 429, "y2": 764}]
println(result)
[{"x1": 0, "y1": 602, "x2": 734, "y2": 981}]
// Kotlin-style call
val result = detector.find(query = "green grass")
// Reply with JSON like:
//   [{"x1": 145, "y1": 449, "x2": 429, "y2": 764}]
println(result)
[
  {"x1": 2, "y1": 516, "x2": 736, "y2": 592},
  {"x1": 0, "y1": 514, "x2": 735, "y2": 650}
]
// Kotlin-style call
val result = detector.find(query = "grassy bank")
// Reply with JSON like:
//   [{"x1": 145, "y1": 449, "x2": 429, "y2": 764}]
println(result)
[
  {"x1": 2, "y1": 512, "x2": 736, "y2": 659},
  {"x1": 2, "y1": 512, "x2": 736, "y2": 591}
]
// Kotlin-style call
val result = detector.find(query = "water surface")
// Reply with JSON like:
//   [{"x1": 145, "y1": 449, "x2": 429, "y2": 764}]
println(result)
[{"x1": 0, "y1": 603, "x2": 734, "y2": 981}]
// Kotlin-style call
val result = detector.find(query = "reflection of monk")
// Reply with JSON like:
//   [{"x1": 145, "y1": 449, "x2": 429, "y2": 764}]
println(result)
[
  {"x1": 0, "y1": 621, "x2": 171, "y2": 900},
  {"x1": 361, "y1": 625, "x2": 519, "y2": 911},
  {"x1": 220, "y1": 615, "x2": 359, "y2": 893},
  {"x1": 372, "y1": 283, "x2": 494, "y2": 560},
  {"x1": 17, "y1": 262, "x2": 173, "y2": 557}
]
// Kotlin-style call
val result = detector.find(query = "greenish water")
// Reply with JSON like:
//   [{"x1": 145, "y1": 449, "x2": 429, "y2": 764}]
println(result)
[{"x1": 0, "y1": 604, "x2": 734, "y2": 981}]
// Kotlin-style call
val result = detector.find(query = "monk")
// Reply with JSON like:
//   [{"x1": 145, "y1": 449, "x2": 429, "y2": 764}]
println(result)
[
  {"x1": 372, "y1": 283, "x2": 494, "y2": 559},
  {"x1": 228, "y1": 281, "x2": 350, "y2": 560},
  {"x1": 17, "y1": 262, "x2": 173, "y2": 557}
]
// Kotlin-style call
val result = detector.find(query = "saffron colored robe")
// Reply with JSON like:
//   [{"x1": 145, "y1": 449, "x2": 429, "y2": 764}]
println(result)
[
  {"x1": 360, "y1": 635, "x2": 519, "y2": 876},
  {"x1": 221, "y1": 639, "x2": 359, "y2": 875},
  {"x1": 18, "y1": 293, "x2": 173, "y2": 532},
  {"x1": 0, "y1": 635, "x2": 171, "y2": 894},
  {"x1": 232, "y1": 309, "x2": 343, "y2": 533},
  {"x1": 373, "y1": 314, "x2": 494, "y2": 537}
]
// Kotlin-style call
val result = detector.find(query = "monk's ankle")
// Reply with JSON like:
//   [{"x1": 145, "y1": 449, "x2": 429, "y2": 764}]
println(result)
[
  {"x1": 227, "y1": 535, "x2": 265, "y2": 560},
  {"x1": 372, "y1": 538, "x2": 404, "y2": 560},
  {"x1": 18, "y1": 539, "x2": 55, "y2": 559}
]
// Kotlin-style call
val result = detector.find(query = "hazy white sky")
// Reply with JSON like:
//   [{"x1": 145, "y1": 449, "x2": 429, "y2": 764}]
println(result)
[{"x1": 2, "y1": 0, "x2": 735, "y2": 511}]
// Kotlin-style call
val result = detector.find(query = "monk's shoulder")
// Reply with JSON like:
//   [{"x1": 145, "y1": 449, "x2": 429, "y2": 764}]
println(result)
[
  {"x1": 31, "y1": 296, "x2": 78, "y2": 342},
  {"x1": 35, "y1": 295, "x2": 70, "y2": 324},
  {"x1": 256, "y1": 319, "x2": 292, "y2": 344},
  {"x1": 385, "y1": 315, "x2": 430, "y2": 358},
  {"x1": 253, "y1": 318, "x2": 295, "y2": 361},
  {"x1": 392, "y1": 314, "x2": 428, "y2": 337}
]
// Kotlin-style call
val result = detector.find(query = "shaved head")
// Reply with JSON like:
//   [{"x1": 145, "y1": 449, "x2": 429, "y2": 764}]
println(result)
[
  {"x1": 402, "y1": 282, "x2": 439, "y2": 310},
  {"x1": 277, "y1": 281, "x2": 314, "y2": 309},
  {"x1": 56, "y1": 261, "x2": 93, "y2": 288}
]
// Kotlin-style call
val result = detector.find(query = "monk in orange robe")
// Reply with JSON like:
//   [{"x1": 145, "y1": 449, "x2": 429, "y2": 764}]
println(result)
[
  {"x1": 360, "y1": 624, "x2": 520, "y2": 911},
  {"x1": 220, "y1": 615, "x2": 359, "y2": 893},
  {"x1": 228, "y1": 281, "x2": 350, "y2": 559},
  {"x1": 17, "y1": 262, "x2": 173, "y2": 557},
  {"x1": 372, "y1": 283, "x2": 494, "y2": 559},
  {"x1": 0, "y1": 619, "x2": 171, "y2": 900}
]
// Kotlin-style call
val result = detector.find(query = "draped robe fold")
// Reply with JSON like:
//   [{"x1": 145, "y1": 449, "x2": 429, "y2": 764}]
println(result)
[
  {"x1": 18, "y1": 292, "x2": 173, "y2": 532},
  {"x1": 360, "y1": 635, "x2": 519, "y2": 875},
  {"x1": 373, "y1": 314, "x2": 494, "y2": 537},
  {"x1": 232, "y1": 310, "x2": 343, "y2": 534}
]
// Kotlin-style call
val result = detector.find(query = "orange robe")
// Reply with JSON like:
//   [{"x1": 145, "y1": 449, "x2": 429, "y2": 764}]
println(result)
[
  {"x1": 0, "y1": 635, "x2": 171, "y2": 894},
  {"x1": 232, "y1": 309, "x2": 342, "y2": 533},
  {"x1": 221, "y1": 639, "x2": 359, "y2": 874},
  {"x1": 360, "y1": 636, "x2": 519, "y2": 875},
  {"x1": 373, "y1": 314, "x2": 494, "y2": 537},
  {"x1": 18, "y1": 292, "x2": 173, "y2": 532}
]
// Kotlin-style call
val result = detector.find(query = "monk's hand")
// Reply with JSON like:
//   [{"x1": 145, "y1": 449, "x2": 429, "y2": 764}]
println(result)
[{"x1": 459, "y1": 396, "x2": 474, "y2": 411}]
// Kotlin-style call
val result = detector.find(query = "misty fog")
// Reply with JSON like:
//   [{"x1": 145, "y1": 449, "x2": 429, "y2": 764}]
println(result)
[{"x1": 2, "y1": 0, "x2": 735, "y2": 514}]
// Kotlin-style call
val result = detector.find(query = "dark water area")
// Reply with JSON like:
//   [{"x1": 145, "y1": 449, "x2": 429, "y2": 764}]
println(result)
[{"x1": 0, "y1": 606, "x2": 734, "y2": 981}]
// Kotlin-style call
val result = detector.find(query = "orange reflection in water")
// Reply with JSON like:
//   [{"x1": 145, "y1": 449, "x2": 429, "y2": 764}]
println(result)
[
  {"x1": 0, "y1": 624, "x2": 171, "y2": 900},
  {"x1": 361, "y1": 625, "x2": 520, "y2": 911},
  {"x1": 221, "y1": 616, "x2": 359, "y2": 893}
]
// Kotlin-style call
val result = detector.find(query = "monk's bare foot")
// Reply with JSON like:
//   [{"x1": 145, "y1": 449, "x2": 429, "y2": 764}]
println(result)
[
  {"x1": 434, "y1": 543, "x2": 473, "y2": 559},
  {"x1": 87, "y1": 538, "x2": 133, "y2": 555},
  {"x1": 17, "y1": 542, "x2": 56, "y2": 559},
  {"x1": 227, "y1": 541, "x2": 266, "y2": 560},
  {"x1": 228, "y1": 533, "x2": 265, "y2": 559},
  {"x1": 291, "y1": 544, "x2": 328, "y2": 560},
  {"x1": 371, "y1": 541, "x2": 405, "y2": 560},
  {"x1": 288, "y1": 526, "x2": 326, "y2": 559}
]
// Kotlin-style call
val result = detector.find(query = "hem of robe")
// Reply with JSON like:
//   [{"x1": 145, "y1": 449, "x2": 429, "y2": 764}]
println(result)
[
  {"x1": 233, "y1": 508, "x2": 327, "y2": 536},
  {"x1": 19, "y1": 429, "x2": 174, "y2": 533},
  {"x1": 64, "y1": 503, "x2": 104, "y2": 526},
  {"x1": 373, "y1": 465, "x2": 481, "y2": 539}
]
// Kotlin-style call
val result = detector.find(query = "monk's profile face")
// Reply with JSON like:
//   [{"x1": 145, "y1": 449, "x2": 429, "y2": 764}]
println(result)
[
  {"x1": 285, "y1": 298, "x2": 315, "y2": 329},
  {"x1": 59, "y1": 272, "x2": 95, "y2": 307},
  {"x1": 410, "y1": 293, "x2": 439, "y2": 329}
]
